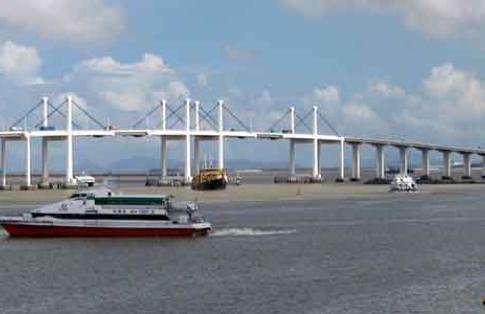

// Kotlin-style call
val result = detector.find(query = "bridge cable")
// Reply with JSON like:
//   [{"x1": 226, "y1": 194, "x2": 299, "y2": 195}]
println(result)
[
  {"x1": 199, "y1": 104, "x2": 219, "y2": 128},
  {"x1": 318, "y1": 111, "x2": 340, "y2": 136},
  {"x1": 295, "y1": 112, "x2": 312, "y2": 133},
  {"x1": 72, "y1": 100, "x2": 105, "y2": 129},
  {"x1": 132, "y1": 103, "x2": 160, "y2": 128},
  {"x1": 46, "y1": 101, "x2": 82, "y2": 129},
  {"x1": 267, "y1": 110, "x2": 290, "y2": 132},
  {"x1": 9, "y1": 101, "x2": 43, "y2": 129},
  {"x1": 224, "y1": 104, "x2": 251, "y2": 132},
  {"x1": 198, "y1": 106, "x2": 218, "y2": 129},
  {"x1": 166, "y1": 103, "x2": 185, "y2": 125},
  {"x1": 34, "y1": 100, "x2": 65, "y2": 128}
]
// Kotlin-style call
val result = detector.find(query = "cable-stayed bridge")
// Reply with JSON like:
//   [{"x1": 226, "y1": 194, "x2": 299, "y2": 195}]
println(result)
[{"x1": 1, "y1": 96, "x2": 484, "y2": 188}]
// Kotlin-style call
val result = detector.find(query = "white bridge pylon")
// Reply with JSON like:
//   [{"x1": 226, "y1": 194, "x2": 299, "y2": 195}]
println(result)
[{"x1": 1, "y1": 96, "x2": 485, "y2": 188}]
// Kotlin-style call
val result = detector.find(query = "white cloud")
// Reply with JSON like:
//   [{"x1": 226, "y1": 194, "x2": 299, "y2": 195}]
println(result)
[
  {"x1": 299, "y1": 64, "x2": 485, "y2": 143},
  {"x1": 0, "y1": 40, "x2": 44, "y2": 85},
  {"x1": 0, "y1": 0, "x2": 123, "y2": 43},
  {"x1": 313, "y1": 85, "x2": 340, "y2": 103},
  {"x1": 66, "y1": 54, "x2": 190, "y2": 112},
  {"x1": 281, "y1": 0, "x2": 485, "y2": 37},
  {"x1": 196, "y1": 72, "x2": 208, "y2": 88}
]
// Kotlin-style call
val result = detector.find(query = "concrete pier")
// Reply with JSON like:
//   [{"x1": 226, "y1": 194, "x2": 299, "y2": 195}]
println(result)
[
  {"x1": 23, "y1": 135, "x2": 32, "y2": 188},
  {"x1": 442, "y1": 151, "x2": 452, "y2": 179},
  {"x1": 398, "y1": 146, "x2": 408, "y2": 175},
  {"x1": 184, "y1": 99, "x2": 191, "y2": 183},
  {"x1": 338, "y1": 138, "x2": 345, "y2": 181},
  {"x1": 41, "y1": 138, "x2": 49, "y2": 184},
  {"x1": 482, "y1": 155, "x2": 485, "y2": 179},
  {"x1": 218, "y1": 100, "x2": 224, "y2": 170},
  {"x1": 160, "y1": 100, "x2": 167, "y2": 178},
  {"x1": 351, "y1": 143, "x2": 361, "y2": 181},
  {"x1": 462, "y1": 153, "x2": 472, "y2": 179},
  {"x1": 289, "y1": 139, "x2": 296, "y2": 175},
  {"x1": 65, "y1": 96, "x2": 74, "y2": 185},
  {"x1": 375, "y1": 145, "x2": 385, "y2": 179},
  {"x1": 312, "y1": 106, "x2": 320, "y2": 179},
  {"x1": 1, "y1": 139, "x2": 5, "y2": 187},
  {"x1": 421, "y1": 149, "x2": 430, "y2": 178}
]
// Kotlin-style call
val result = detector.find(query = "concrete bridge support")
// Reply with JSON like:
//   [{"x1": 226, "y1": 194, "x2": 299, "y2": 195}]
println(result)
[
  {"x1": 184, "y1": 99, "x2": 192, "y2": 183},
  {"x1": 312, "y1": 106, "x2": 321, "y2": 179},
  {"x1": 375, "y1": 144, "x2": 385, "y2": 179},
  {"x1": 289, "y1": 139, "x2": 296, "y2": 175},
  {"x1": 194, "y1": 139, "x2": 200, "y2": 174},
  {"x1": 462, "y1": 153, "x2": 472, "y2": 179},
  {"x1": 399, "y1": 146, "x2": 408, "y2": 175},
  {"x1": 482, "y1": 155, "x2": 485, "y2": 179},
  {"x1": 160, "y1": 100, "x2": 167, "y2": 178},
  {"x1": 421, "y1": 149, "x2": 430, "y2": 179},
  {"x1": 218, "y1": 100, "x2": 224, "y2": 170},
  {"x1": 194, "y1": 101, "x2": 201, "y2": 174},
  {"x1": 41, "y1": 139, "x2": 49, "y2": 184},
  {"x1": 350, "y1": 143, "x2": 361, "y2": 181},
  {"x1": 1, "y1": 139, "x2": 5, "y2": 187},
  {"x1": 24, "y1": 136, "x2": 31, "y2": 188},
  {"x1": 442, "y1": 151, "x2": 451, "y2": 179},
  {"x1": 338, "y1": 138, "x2": 345, "y2": 182},
  {"x1": 288, "y1": 106, "x2": 296, "y2": 175},
  {"x1": 160, "y1": 137, "x2": 167, "y2": 177},
  {"x1": 40, "y1": 97, "x2": 49, "y2": 185},
  {"x1": 65, "y1": 96, "x2": 74, "y2": 185}
]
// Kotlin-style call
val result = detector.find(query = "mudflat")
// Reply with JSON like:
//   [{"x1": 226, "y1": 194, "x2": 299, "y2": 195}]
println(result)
[{"x1": 0, "y1": 183, "x2": 482, "y2": 205}]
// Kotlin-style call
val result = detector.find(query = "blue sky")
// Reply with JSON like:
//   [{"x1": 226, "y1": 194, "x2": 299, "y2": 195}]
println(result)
[{"x1": 1, "y1": 0, "x2": 485, "y2": 170}]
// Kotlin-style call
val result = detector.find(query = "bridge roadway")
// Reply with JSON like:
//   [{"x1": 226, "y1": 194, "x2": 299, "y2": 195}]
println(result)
[{"x1": 0, "y1": 96, "x2": 483, "y2": 188}]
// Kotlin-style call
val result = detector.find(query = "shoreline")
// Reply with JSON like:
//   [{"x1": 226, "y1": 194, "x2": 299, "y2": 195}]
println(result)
[{"x1": 0, "y1": 183, "x2": 482, "y2": 205}]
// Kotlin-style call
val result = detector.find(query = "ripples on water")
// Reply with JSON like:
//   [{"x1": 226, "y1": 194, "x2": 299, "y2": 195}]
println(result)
[{"x1": 1, "y1": 190, "x2": 485, "y2": 313}]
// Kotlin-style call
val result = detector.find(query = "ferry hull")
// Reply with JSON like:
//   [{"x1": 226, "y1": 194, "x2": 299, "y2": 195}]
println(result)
[{"x1": 1, "y1": 223, "x2": 210, "y2": 237}]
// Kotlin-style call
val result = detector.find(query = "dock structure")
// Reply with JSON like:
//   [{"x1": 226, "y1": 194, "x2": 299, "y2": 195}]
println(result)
[{"x1": 1, "y1": 95, "x2": 485, "y2": 188}]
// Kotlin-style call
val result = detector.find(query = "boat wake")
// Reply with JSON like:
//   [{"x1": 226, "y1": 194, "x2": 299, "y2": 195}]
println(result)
[{"x1": 211, "y1": 228, "x2": 297, "y2": 237}]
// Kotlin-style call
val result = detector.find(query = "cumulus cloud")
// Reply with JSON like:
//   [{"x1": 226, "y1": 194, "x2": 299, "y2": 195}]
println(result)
[
  {"x1": 281, "y1": 0, "x2": 485, "y2": 37},
  {"x1": 66, "y1": 54, "x2": 190, "y2": 112},
  {"x1": 0, "y1": 40, "x2": 44, "y2": 85},
  {"x1": 0, "y1": 0, "x2": 123, "y2": 43},
  {"x1": 301, "y1": 63, "x2": 485, "y2": 143}
]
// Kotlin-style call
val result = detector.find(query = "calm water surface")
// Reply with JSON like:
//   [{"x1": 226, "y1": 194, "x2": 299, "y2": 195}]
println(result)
[{"x1": 1, "y1": 189, "x2": 485, "y2": 313}]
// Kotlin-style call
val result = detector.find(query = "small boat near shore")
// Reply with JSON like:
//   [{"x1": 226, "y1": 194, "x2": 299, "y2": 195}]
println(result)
[
  {"x1": 0, "y1": 187, "x2": 211, "y2": 237},
  {"x1": 389, "y1": 174, "x2": 419, "y2": 193}
]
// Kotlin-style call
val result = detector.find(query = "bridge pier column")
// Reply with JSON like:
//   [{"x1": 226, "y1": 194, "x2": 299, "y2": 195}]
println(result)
[
  {"x1": 160, "y1": 137, "x2": 167, "y2": 177},
  {"x1": 312, "y1": 139, "x2": 320, "y2": 179},
  {"x1": 24, "y1": 136, "x2": 31, "y2": 188},
  {"x1": 462, "y1": 153, "x2": 472, "y2": 179},
  {"x1": 338, "y1": 138, "x2": 344, "y2": 182},
  {"x1": 218, "y1": 100, "x2": 224, "y2": 170},
  {"x1": 1, "y1": 139, "x2": 6, "y2": 187},
  {"x1": 194, "y1": 139, "x2": 200, "y2": 174},
  {"x1": 421, "y1": 149, "x2": 430, "y2": 179},
  {"x1": 399, "y1": 146, "x2": 408, "y2": 175},
  {"x1": 482, "y1": 155, "x2": 485, "y2": 179},
  {"x1": 442, "y1": 151, "x2": 451, "y2": 179},
  {"x1": 312, "y1": 106, "x2": 320, "y2": 180},
  {"x1": 289, "y1": 139, "x2": 296, "y2": 175},
  {"x1": 65, "y1": 96, "x2": 74, "y2": 185},
  {"x1": 375, "y1": 144, "x2": 385, "y2": 179},
  {"x1": 160, "y1": 100, "x2": 167, "y2": 178},
  {"x1": 350, "y1": 143, "x2": 361, "y2": 181},
  {"x1": 41, "y1": 138, "x2": 49, "y2": 184},
  {"x1": 184, "y1": 99, "x2": 192, "y2": 183}
]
